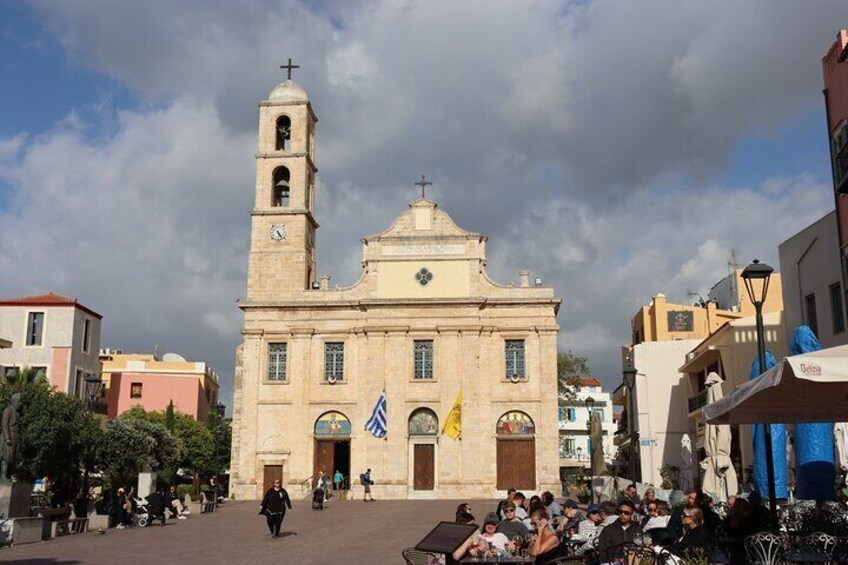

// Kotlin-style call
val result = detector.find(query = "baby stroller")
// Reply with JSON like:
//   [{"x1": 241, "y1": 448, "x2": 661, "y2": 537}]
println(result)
[{"x1": 311, "y1": 488, "x2": 325, "y2": 510}]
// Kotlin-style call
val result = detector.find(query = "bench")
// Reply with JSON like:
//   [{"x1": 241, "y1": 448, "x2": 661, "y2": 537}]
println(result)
[{"x1": 51, "y1": 518, "x2": 88, "y2": 537}]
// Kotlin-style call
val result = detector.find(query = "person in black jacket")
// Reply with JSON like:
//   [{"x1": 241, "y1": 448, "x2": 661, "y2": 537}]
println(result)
[
  {"x1": 259, "y1": 479, "x2": 292, "y2": 538},
  {"x1": 597, "y1": 500, "x2": 642, "y2": 558},
  {"x1": 669, "y1": 505, "x2": 710, "y2": 559}
]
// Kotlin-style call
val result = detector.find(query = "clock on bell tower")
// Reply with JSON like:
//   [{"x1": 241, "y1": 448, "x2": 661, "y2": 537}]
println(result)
[{"x1": 246, "y1": 61, "x2": 318, "y2": 300}]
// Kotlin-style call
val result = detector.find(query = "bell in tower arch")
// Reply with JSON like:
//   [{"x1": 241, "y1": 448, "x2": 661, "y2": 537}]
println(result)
[
  {"x1": 273, "y1": 167, "x2": 290, "y2": 207},
  {"x1": 275, "y1": 115, "x2": 292, "y2": 151}
]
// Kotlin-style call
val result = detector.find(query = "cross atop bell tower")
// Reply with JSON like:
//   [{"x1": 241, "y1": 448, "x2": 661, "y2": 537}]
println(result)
[
  {"x1": 414, "y1": 175, "x2": 433, "y2": 199},
  {"x1": 246, "y1": 65, "x2": 319, "y2": 301},
  {"x1": 280, "y1": 57, "x2": 300, "y2": 80}
]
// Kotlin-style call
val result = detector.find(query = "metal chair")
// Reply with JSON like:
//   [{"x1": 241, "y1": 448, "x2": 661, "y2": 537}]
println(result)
[
  {"x1": 743, "y1": 532, "x2": 784, "y2": 565},
  {"x1": 800, "y1": 532, "x2": 839, "y2": 553},
  {"x1": 401, "y1": 547, "x2": 437, "y2": 565},
  {"x1": 605, "y1": 542, "x2": 657, "y2": 565}
]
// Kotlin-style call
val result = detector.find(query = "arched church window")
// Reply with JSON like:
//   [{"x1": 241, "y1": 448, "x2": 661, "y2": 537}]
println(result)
[
  {"x1": 496, "y1": 411, "x2": 535, "y2": 436},
  {"x1": 275, "y1": 115, "x2": 291, "y2": 151},
  {"x1": 408, "y1": 408, "x2": 438, "y2": 436},
  {"x1": 273, "y1": 167, "x2": 290, "y2": 207},
  {"x1": 315, "y1": 411, "x2": 351, "y2": 437}
]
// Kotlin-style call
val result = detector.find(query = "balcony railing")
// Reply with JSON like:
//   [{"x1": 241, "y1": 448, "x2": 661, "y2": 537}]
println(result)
[{"x1": 688, "y1": 389, "x2": 709, "y2": 413}]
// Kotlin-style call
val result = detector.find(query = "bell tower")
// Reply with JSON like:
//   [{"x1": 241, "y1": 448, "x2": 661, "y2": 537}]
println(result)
[{"x1": 247, "y1": 60, "x2": 318, "y2": 300}]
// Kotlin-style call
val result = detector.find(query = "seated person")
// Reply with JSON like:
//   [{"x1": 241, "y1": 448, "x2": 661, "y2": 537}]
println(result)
[
  {"x1": 527, "y1": 507, "x2": 563, "y2": 564},
  {"x1": 470, "y1": 513, "x2": 515, "y2": 557},
  {"x1": 497, "y1": 500, "x2": 530, "y2": 539},
  {"x1": 669, "y1": 505, "x2": 710, "y2": 559},
  {"x1": 600, "y1": 501, "x2": 619, "y2": 526},
  {"x1": 573, "y1": 504, "x2": 604, "y2": 541},
  {"x1": 555, "y1": 499, "x2": 583, "y2": 535},
  {"x1": 541, "y1": 491, "x2": 561, "y2": 518},
  {"x1": 642, "y1": 501, "x2": 673, "y2": 545},
  {"x1": 513, "y1": 492, "x2": 528, "y2": 520},
  {"x1": 596, "y1": 500, "x2": 642, "y2": 558},
  {"x1": 164, "y1": 485, "x2": 189, "y2": 519}
]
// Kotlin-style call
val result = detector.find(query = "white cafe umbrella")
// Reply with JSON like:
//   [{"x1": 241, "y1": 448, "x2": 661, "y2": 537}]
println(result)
[
  {"x1": 680, "y1": 434, "x2": 693, "y2": 492},
  {"x1": 700, "y1": 372, "x2": 738, "y2": 502},
  {"x1": 835, "y1": 422, "x2": 848, "y2": 472},
  {"x1": 704, "y1": 344, "x2": 848, "y2": 425}
]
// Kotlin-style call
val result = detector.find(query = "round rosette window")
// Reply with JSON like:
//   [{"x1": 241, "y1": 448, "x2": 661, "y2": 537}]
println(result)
[{"x1": 415, "y1": 267, "x2": 433, "y2": 286}]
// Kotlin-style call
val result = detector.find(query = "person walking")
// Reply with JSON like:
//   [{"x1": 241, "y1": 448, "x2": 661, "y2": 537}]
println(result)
[
  {"x1": 333, "y1": 470, "x2": 344, "y2": 491},
  {"x1": 360, "y1": 468, "x2": 375, "y2": 502},
  {"x1": 259, "y1": 479, "x2": 292, "y2": 538}
]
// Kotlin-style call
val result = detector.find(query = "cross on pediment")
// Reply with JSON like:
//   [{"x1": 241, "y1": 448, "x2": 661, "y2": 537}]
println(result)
[
  {"x1": 280, "y1": 58, "x2": 300, "y2": 81},
  {"x1": 414, "y1": 175, "x2": 433, "y2": 199}
]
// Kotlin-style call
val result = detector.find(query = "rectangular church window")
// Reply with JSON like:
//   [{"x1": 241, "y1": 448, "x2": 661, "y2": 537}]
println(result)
[
  {"x1": 324, "y1": 342, "x2": 344, "y2": 382},
  {"x1": 413, "y1": 340, "x2": 434, "y2": 380},
  {"x1": 268, "y1": 343, "x2": 287, "y2": 381},
  {"x1": 504, "y1": 339, "x2": 525, "y2": 380}
]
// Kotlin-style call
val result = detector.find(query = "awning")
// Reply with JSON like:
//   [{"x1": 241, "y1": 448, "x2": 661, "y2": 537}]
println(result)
[{"x1": 704, "y1": 344, "x2": 848, "y2": 424}]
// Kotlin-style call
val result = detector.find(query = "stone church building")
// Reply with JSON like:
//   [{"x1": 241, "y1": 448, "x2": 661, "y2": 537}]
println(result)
[{"x1": 230, "y1": 74, "x2": 562, "y2": 500}]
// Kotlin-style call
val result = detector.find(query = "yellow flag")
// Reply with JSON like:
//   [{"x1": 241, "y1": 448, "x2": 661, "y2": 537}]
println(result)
[{"x1": 442, "y1": 390, "x2": 462, "y2": 439}]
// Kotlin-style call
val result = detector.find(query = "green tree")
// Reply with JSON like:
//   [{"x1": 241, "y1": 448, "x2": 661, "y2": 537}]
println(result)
[
  {"x1": 207, "y1": 409, "x2": 231, "y2": 477},
  {"x1": 100, "y1": 418, "x2": 178, "y2": 487},
  {"x1": 558, "y1": 350, "x2": 591, "y2": 404},
  {"x1": 164, "y1": 400, "x2": 175, "y2": 432},
  {"x1": 13, "y1": 382, "x2": 101, "y2": 503}
]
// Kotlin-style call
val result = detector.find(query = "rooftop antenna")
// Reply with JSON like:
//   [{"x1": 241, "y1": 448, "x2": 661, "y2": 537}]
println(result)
[{"x1": 728, "y1": 248, "x2": 739, "y2": 309}]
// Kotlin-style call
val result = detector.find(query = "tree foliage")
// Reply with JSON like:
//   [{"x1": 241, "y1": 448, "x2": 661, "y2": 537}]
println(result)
[
  {"x1": 207, "y1": 409, "x2": 231, "y2": 476},
  {"x1": 558, "y1": 350, "x2": 591, "y2": 404},
  {"x1": 13, "y1": 378, "x2": 101, "y2": 501},
  {"x1": 100, "y1": 417, "x2": 178, "y2": 486}
]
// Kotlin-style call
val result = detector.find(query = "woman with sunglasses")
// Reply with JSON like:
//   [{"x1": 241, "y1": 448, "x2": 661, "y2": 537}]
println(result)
[{"x1": 669, "y1": 505, "x2": 710, "y2": 559}]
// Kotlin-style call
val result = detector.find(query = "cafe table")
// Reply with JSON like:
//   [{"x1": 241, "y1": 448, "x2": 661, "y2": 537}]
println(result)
[{"x1": 459, "y1": 555, "x2": 535, "y2": 564}]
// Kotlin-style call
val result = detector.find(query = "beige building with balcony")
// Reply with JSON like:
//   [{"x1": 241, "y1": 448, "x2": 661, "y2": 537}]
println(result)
[
  {"x1": 618, "y1": 270, "x2": 783, "y2": 486},
  {"x1": 229, "y1": 77, "x2": 562, "y2": 500},
  {"x1": 0, "y1": 293, "x2": 102, "y2": 398},
  {"x1": 679, "y1": 311, "x2": 787, "y2": 481}
]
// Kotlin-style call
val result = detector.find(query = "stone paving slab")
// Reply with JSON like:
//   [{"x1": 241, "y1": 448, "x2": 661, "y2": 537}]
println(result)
[{"x1": 0, "y1": 498, "x2": 498, "y2": 565}]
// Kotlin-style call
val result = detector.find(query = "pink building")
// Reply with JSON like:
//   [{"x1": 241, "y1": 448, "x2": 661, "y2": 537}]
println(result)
[
  {"x1": 823, "y1": 30, "x2": 848, "y2": 295},
  {"x1": 101, "y1": 352, "x2": 220, "y2": 422}
]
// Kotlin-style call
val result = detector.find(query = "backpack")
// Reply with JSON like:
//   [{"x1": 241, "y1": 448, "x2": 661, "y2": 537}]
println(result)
[{"x1": 359, "y1": 473, "x2": 367, "y2": 485}]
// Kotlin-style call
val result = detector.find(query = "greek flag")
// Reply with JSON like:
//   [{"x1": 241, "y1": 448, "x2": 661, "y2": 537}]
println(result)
[{"x1": 365, "y1": 388, "x2": 388, "y2": 438}]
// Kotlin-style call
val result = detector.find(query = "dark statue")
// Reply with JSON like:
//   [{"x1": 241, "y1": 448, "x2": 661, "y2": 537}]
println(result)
[{"x1": 0, "y1": 393, "x2": 21, "y2": 481}]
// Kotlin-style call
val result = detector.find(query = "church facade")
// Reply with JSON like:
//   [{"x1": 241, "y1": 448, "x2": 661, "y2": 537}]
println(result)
[{"x1": 229, "y1": 75, "x2": 562, "y2": 500}]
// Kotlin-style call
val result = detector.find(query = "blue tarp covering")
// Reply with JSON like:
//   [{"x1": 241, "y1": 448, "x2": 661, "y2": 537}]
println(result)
[
  {"x1": 750, "y1": 351, "x2": 788, "y2": 499},
  {"x1": 790, "y1": 325, "x2": 835, "y2": 500}
]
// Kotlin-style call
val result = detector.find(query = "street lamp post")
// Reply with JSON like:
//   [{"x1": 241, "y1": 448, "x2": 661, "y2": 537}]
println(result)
[
  {"x1": 623, "y1": 367, "x2": 638, "y2": 488},
  {"x1": 213, "y1": 402, "x2": 226, "y2": 498},
  {"x1": 80, "y1": 374, "x2": 103, "y2": 518},
  {"x1": 585, "y1": 396, "x2": 595, "y2": 502},
  {"x1": 741, "y1": 259, "x2": 777, "y2": 520}
]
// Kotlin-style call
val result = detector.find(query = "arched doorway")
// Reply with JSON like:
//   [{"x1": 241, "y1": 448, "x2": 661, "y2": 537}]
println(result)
[
  {"x1": 496, "y1": 411, "x2": 536, "y2": 490},
  {"x1": 314, "y1": 411, "x2": 351, "y2": 488},
  {"x1": 408, "y1": 408, "x2": 438, "y2": 491}
]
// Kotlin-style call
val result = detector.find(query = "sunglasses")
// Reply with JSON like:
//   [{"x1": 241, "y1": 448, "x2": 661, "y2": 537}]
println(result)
[
  {"x1": 504, "y1": 509, "x2": 515, "y2": 513},
  {"x1": 618, "y1": 510, "x2": 633, "y2": 515}
]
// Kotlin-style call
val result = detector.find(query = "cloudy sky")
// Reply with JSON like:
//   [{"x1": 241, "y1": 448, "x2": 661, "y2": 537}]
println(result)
[{"x1": 1, "y1": 1, "x2": 846, "y2": 407}]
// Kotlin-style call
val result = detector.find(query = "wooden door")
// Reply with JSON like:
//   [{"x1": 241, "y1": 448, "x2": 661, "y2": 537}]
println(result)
[
  {"x1": 263, "y1": 465, "x2": 283, "y2": 493},
  {"x1": 496, "y1": 439, "x2": 536, "y2": 490},
  {"x1": 314, "y1": 440, "x2": 335, "y2": 480},
  {"x1": 413, "y1": 444, "x2": 435, "y2": 490}
]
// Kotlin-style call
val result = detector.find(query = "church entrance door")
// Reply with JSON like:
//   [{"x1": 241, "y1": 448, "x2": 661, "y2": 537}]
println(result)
[
  {"x1": 496, "y1": 411, "x2": 536, "y2": 490},
  {"x1": 263, "y1": 464, "x2": 283, "y2": 493},
  {"x1": 314, "y1": 411, "x2": 352, "y2": 488},
  {"x1": 413, "y1": 444, "x2": 435, "y2": 490},
  {"x1": 496, "y1": 439, "x2": 535, "y2": 490}
]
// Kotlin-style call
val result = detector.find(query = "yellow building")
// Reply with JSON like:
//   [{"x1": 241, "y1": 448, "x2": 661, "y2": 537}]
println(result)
[
  {"x1": 631, "y1": 269, "x2": 783, "y2": 345},
  {"x1": 230, "y1": 76, "x2": 562, "y2": 500}
]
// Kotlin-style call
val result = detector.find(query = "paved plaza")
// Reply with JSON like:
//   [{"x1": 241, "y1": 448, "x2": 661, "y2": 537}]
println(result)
[{"x1": 0, "y1": 497, "x2": 493, "y2": 564}]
